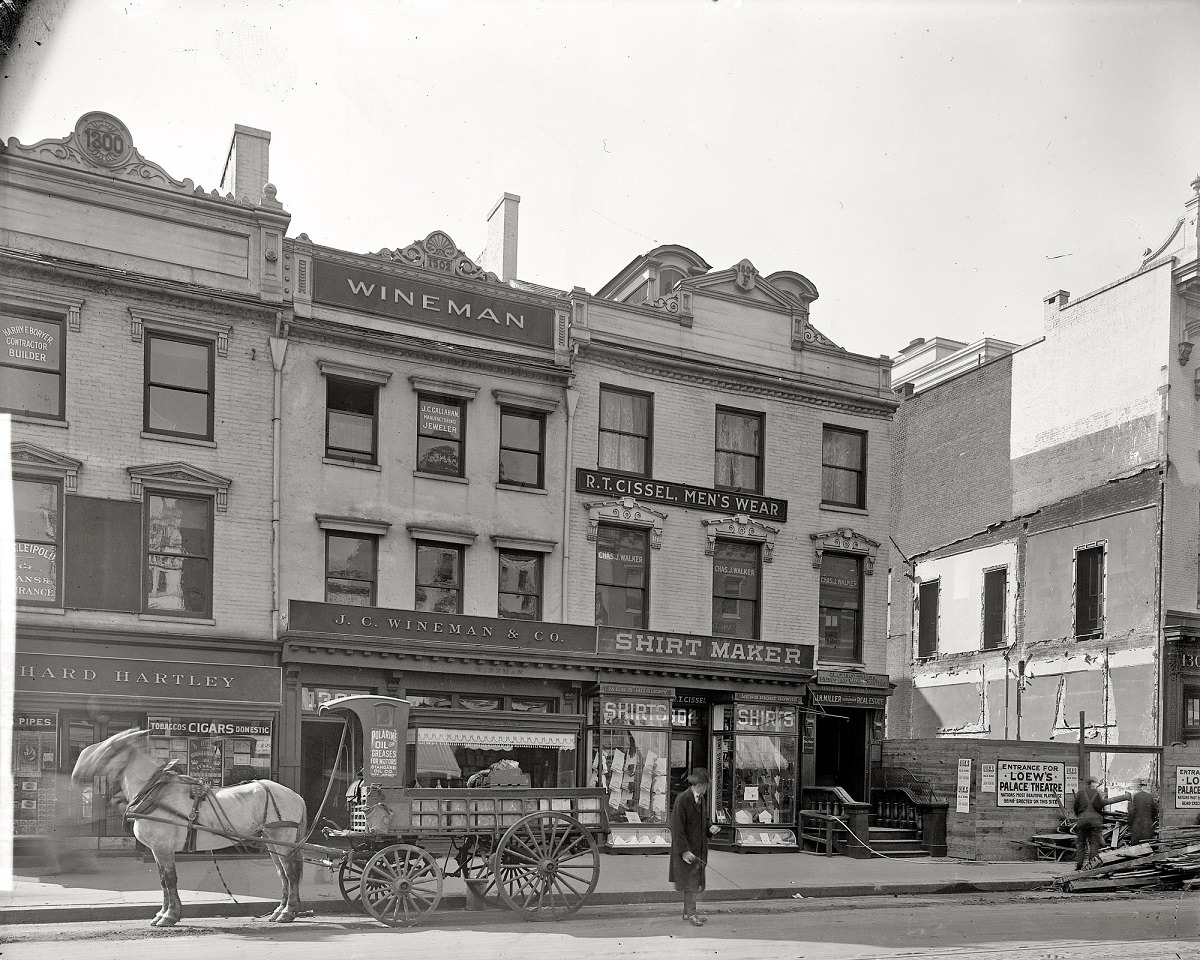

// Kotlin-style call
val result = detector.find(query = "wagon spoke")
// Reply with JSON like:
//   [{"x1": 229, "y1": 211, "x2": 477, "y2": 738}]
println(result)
[{"x1": 360, "y1": 844, "x2": 444, "y2": 928}]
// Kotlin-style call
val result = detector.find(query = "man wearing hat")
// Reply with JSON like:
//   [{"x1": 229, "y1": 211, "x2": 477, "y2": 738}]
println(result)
[
  {"x1": 669, "y1": 767, "x2": 720, "y2": 926},
  {"x1": 1125, "y1": 778, "x2": 1159, "y2": 844},
  {"x1": 1072, "y1": 775, "x2": 1108, "y2": 870}
]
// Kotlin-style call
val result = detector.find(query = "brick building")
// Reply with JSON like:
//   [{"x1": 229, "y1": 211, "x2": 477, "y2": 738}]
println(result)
[
  {"x1": 887, "y1": 177, "x2": 1200, "y2": 828},
  {"x1": 4, "y1": 113, "x2": 287, "y2": 849}
]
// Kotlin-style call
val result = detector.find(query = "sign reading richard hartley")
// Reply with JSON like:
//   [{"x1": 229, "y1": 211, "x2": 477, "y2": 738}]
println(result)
[
  {"x1": 312, "y1": 258, "x2": 555, "y2": 348},
  {"x1": 576, "y1": 468, "x2": 788, "y2": 522}
]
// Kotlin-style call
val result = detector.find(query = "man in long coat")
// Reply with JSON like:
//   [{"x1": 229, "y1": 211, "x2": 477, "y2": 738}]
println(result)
[
  {"x1": 670, "y1": 767, "x2": 716, "y2": 926},
  {"x1": 1126, "y1": 779, "x2": 1159, "y2": 844},
  {"x1": 1073, "y1": 775, "x2": 1108, "y2": 870}
]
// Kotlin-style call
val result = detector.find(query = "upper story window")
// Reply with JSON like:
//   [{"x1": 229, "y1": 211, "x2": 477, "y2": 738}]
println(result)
[
  {"x1": 145, "y1": 332, "x2": 213, "y2": 440},
  {"x1": 595, "y1": 524, "x2": 648, "y2": 628},
  {"x1": 819, "y1": 552, "x2": 863, "y2": 662},
  {"x1": 715, "y1": 408, "x2": 763, "y2": 493},
  {"x1": 415, "y1": 541, "x2": 464, "y2": 614},
  {"x1": 498, "y1": 550, "x2": 543, "y2": 620},
  {"x1": 1074, "y1": 544, "x2": 1105, "y2": 639},
  {"x1": 144, "y1": 493, "x2": 212, "y2": 617},
  {"x1": 325, "y1": 532, "x2": 378, "y2": 606},
  {"x1": 499, "y1": 408, "x2": 545, "y2": 488},
  {"x1": 712, "y1": 540, "x2": 761, "y2": 639},
  {"x1": 658, "y1": 267, "x2": 684, "y2": 295},
  {"x1": 599, "y1": 386, "x2": 652, "y2": 476},
  {"x1": 326, "y1": 377, "x2": 379, "y2": 464},
  {"x1": 1, "y1": 313, "x2": 65, "y2": 420},
  {"x1": 416, "y1": 394, "x2": 467, "y2": 478},
  {"x1": 822, "y1": 426, "x2": 866, "y2": 509},
  {"x1": 917, "y1": 579, "x2": 940, "y2": 659},
  {"x1": 1184, "y1": 686, "x2": 1200, "y2": 739},
  {"x1": 982, "y1": 567, "x2": 1008, "y2": 650},
  {"x1": 14, "y1": 477, "x2": 61, "y2": 606}
]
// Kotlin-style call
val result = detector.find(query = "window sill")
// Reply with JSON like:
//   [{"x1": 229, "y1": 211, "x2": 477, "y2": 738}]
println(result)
[
  {"x1": 817, "y1": 657, "x2": 866, "y2": 669},
  {"x1": 17, "y1": 605, "x2": 66, "y2": 615},
  {"x1": 139, "y1": 613, "x2": 217, "y2": 625},
  {"x1": 8, "y1": 414, "x2": 68, "y2": 428},
  {"x1": 414, "y1": 471, "x2": 468, "y2": 484},
  {"x1": 323, "y1": 457, "x2": 381, "y2": 472},
  {"x1": 140, "y1": 432, "x2": 217, "y2": 448},
  {"x1": 495, "y1": 483, "x2": 548, "y2": 495},
  {"x1": 819, "y1": 503, "x2": 868, "y2": 516}
]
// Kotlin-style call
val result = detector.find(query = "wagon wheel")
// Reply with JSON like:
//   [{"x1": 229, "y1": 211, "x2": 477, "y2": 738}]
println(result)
[
  {"x1": 493, "y1": 811, "x2": 600, "y2": 921},
  {"x1": 337, "y1": 855, "x2": 367, "y2": 910},
  {"x1": 360, "y1": 843, "x2": 444, "y2": 927}
]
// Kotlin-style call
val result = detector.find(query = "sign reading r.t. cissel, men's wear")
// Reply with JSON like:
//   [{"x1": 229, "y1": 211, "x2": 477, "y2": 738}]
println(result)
[
  {"x1": 575, "y1": 468, "x2": 788, "y2": 522},
  {"x1": 312, "y1": 258, "x2": 556, "y2": 348}
]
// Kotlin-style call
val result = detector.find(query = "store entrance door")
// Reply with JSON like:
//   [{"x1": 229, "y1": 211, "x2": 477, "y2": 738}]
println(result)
[
  {"x1": 669, "y1": 731, "x2": 707, "y2": 811},
  {"x1": 62, "y1": 712, "x2": 141, "y2": 846},
  {"x1": 813, "y1": 711, "x2": 867, "y2": 800},
  {"x1": 301, "y1": 719, "x2": 354, "y2": 829}
]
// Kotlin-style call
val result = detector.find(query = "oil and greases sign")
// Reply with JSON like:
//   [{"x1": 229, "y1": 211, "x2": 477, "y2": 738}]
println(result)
[
  {"x1": 311, "y1": 258, "x2": 556, "y2": 348},
  {"x1": 995, "y1": 760, "x2": 1065, "y2": 807}
]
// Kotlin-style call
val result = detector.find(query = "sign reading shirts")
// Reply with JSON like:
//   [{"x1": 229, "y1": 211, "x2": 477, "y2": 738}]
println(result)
[
  {"x1": 1177, "y1": 767, "x2": 1200, "y2": 808},
  {"x1": 311, "y1": 258, "x2": 555, "y2": 348},
  {"x1": 995, "y1": 760, "x2": 1065, "y2": 807}
]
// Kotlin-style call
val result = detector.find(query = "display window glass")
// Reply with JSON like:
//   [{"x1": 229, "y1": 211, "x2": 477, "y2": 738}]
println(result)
[
  {"x1": 588, "y1": 693, "x2": 671, "y2": 825},
  {"x1": 147, "y1": 718, "x2": 272, "y2": 788},
  {"x1": 711, "y1": 703, "x2": 798, "y2": 827},
  {"x1": 405, "y1": 727, "x2": 575, "y2": 788}
]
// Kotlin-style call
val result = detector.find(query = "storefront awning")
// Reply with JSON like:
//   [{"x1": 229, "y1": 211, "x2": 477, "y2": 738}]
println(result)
[{"x1": 414, "y1": 727, "x2": 577, "y2": 751}]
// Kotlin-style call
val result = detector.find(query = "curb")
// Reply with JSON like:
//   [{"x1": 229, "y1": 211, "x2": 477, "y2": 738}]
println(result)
[{"x1": 0, "y1": 878, "x2": 1056, "y2": 926}]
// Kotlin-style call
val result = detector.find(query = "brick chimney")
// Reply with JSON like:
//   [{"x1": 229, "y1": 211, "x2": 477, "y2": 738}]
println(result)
[
  {"x1": 480, "y1": 192, "x2": 520, "y2": 282},
  {"x1": 1043, "y1": 289, "x2": 1070, "y2": 322},
  {"x1": 219, "y1": 124, "x2": 271, "y2": 203}
]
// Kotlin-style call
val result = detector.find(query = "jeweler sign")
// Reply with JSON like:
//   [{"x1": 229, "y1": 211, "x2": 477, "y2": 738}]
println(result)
[
  {"x1": 1176, "y1": 767, "x2": 1200, "y2": 808},
  {"x1": 995, "y1": 760, "x2": 1065, "y2": 807}
]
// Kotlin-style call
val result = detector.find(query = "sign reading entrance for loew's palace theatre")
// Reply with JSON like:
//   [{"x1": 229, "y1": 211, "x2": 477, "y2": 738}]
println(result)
[
  {"x1": 576, "y1": 468, "x2": 788, "y2": 522},
  {"x1": 312, "y1": 258, "x2": 555, "y2": 348}
]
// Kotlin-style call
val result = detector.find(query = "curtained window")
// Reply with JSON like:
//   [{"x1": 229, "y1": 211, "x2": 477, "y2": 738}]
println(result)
[
  {"x1": 715, "y1": 408, "x2": 763, "y2": 493},
  {"x1": 598, "y1": 387, "x2": 652, "y2": 476},
  {"x1": 822, "y1": 426, "x2": 866, "y2": 508}
]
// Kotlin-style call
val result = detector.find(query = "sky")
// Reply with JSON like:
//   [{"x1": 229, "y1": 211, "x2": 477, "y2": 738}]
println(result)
[{"x1": 1, "y1": 0, "x2": 1198, "y2": 359}]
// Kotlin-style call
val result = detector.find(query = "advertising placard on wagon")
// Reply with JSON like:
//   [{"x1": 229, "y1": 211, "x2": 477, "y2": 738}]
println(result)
[{"x1": 995, "y1": 760, "x2": 1065, "y2": 807}]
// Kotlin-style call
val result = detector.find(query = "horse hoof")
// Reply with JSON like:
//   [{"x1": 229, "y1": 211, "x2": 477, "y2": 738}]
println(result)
[{"x1": 275, "y1": 914, "x2": 295, "y2": 924}]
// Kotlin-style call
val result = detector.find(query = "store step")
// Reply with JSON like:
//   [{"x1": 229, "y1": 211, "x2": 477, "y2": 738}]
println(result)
[{"x1": 867, "y1": 826, "x2": 929, "y2": 858}]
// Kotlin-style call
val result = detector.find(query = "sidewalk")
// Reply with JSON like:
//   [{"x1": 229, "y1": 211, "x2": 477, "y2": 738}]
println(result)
[{"x1": 1, "y1": 851, "x2": 1067, "y2": 925}]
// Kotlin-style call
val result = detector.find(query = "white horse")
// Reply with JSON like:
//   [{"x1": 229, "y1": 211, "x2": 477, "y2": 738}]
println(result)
[{"x1": 72, "y1": 729, "x2": 307, "y2": 927}]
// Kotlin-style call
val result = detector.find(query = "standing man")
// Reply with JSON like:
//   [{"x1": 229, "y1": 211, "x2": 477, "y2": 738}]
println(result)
[
  {"x1": 1126, "y1": 778, "x2": 1160, "y2": 844},
  {"x1": 1073, "y1": 775, "x2": 1107, "y2": 870},
  {"x1": 669, "y1": 767, "x2": 719, "y2": 926}
]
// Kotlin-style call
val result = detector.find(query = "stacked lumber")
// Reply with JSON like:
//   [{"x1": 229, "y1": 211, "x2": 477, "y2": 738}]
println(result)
[{"x1": 1056, "y1": 835, "x2": 1200, "y2": 892}]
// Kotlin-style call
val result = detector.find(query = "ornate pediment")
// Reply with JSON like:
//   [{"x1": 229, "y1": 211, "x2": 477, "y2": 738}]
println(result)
[
  {"x1": 10, "y1": 442, "x2": 82, "y2": 492},
  {"x1": 4, "y1": 112, "x2": 268, "y2": 206},
  {"x1": 584, "y1": 497, "x2": 667, "y2": 549},
  {"x1": 372, "y1": 231, "x2": 500, "y2": 283},
  {"x1": 810, "y1": 527, "x2": 881, "y2": 574},
  {"x1": 126, "y1": 462, "x2": 232, "y2": 512},
  {"x1": 701, "y1": 514, "x2": 780, "y2": 562}
]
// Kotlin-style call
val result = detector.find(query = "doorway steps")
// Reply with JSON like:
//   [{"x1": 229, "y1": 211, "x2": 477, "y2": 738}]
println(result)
[{"x1": 866, "y1": 823, "x2": 931, "y2": 858}]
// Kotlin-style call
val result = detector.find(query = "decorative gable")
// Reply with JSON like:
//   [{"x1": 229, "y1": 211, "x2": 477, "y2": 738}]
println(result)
[
  {"x1": 584, "y1": 497, "x2": 668, "y2": 549},
  {"x1": 372, "y1": 231, "x2": 500, "y2": 284},
  {"x1": 11, "y1": 442, "x2": 82, "y2": 493},
  {"x1": 701, "y1": 514, "x2": 780, "y2": 562},
  {"x1": 126, "y1": 462, "x2": 232, "y2": 512},
  {"x1": 810, "y1": 527, "x2": 881, "y2": 574}
]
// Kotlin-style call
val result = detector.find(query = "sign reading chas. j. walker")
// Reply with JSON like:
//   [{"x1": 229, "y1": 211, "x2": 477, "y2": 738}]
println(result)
[
  {"x1": 288, "y1": 600, "x2": 597, "y2": 653},
  {"x1": 576, "y1": 468, "x2": 787, "y2": 522},
  {"x1": 312, "y1": 258, "x2": 555, "y2": 348},
  {"x1": 995, "y1": 760, "x2": 1065, "y2": 808},
  {"x1": 15, "y1": 653, "x2": 282, "y2": 705},
  {"x1": 597, "y1": 626, "x2": 814, "y2": 672}
]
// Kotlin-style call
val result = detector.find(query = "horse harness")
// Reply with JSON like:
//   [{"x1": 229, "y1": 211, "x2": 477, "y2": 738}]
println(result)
[{"x1": 125, "y1": 761, "x2": 301, "y2": 854}]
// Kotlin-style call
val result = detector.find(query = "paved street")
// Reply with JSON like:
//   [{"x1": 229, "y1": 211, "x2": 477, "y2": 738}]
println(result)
[{"x1": 3, "y1": 892, "x2": 1200, "y2": 960}]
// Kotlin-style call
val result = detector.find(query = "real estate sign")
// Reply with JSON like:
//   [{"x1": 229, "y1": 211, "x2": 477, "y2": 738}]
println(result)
[{"x1": 995, "y1": 760, "x2": 1065, "y2": 807}]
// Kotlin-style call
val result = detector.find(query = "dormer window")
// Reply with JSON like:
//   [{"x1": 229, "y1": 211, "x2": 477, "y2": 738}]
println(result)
[{"x1": 658, "y1": 267, "x2": 684, "y2": 296}]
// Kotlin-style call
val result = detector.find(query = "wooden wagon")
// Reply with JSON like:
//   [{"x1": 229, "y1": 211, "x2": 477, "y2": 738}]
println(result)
[{"x1": 312, "y1": 695, "x2": 609, "y2": 927}]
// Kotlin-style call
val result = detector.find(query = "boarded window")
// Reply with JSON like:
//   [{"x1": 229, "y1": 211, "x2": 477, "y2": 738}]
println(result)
[
  {"x1": 917, "y1": 580, "x2": 939, "y2": 659},
  {"x1": 982, "y1": 568, "x2": 1007, "y2": 650},
  {"x1": 65, "y1": 497, "x2": 141, "y2": 612},
  {"x1": 1075, "y1": 545, "x2": 1104, "y2": 638}
]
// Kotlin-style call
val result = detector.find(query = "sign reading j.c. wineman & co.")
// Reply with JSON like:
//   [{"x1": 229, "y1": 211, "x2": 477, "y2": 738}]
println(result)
[{"x1": 312, "y1": 258, "x2": 556, "y2": 348}]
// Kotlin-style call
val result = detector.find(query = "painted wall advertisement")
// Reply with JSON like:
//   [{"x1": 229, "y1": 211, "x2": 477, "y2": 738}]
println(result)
[
  {"x1": 995, "y1": 760, "x2": 1065, "y2": 807},
  {"x1": 1176, "y1": 767, "x2": 1200, "y2": 808},
  {"x1": 956, "y1": 759, "x2": 972, "y2": 813}
]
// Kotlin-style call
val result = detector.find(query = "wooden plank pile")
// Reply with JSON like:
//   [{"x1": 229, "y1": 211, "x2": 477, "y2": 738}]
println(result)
[{"x1": 1055, "y1": 828, "x2": 1200, "y2": 892}]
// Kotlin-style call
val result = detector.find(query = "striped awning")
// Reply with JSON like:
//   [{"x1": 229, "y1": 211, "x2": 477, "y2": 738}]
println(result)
[{"x1": 415, "y1": 727, "x2": 577, "y2": 750}]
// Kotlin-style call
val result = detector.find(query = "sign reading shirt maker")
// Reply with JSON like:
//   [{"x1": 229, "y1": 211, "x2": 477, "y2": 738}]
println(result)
[
  {"x1": 576, "y1": 468, "x2": 787, "y2": 523},
  {"x1": 312, "y1": 258, "x2": 555, "y2": 348},
  {"x1": 288, "y1": 600, "x2": 597, "y2": 653},
  {"x1": 597, "y1": 626, "x2": 814, "y2": 671},
  {"x1": 15, "y1": 653, "x2": 282, "y2": 705}
]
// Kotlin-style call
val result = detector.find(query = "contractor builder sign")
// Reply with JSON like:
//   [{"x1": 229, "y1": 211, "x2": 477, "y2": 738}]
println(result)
[{"x1": 312, "y1": 258, "x2": 555, "y2": 348}]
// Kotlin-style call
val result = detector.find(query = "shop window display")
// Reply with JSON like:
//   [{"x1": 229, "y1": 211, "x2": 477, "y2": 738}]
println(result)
[{"x1": 711, "y1": 703, "x2": 797, "y2": 829}]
